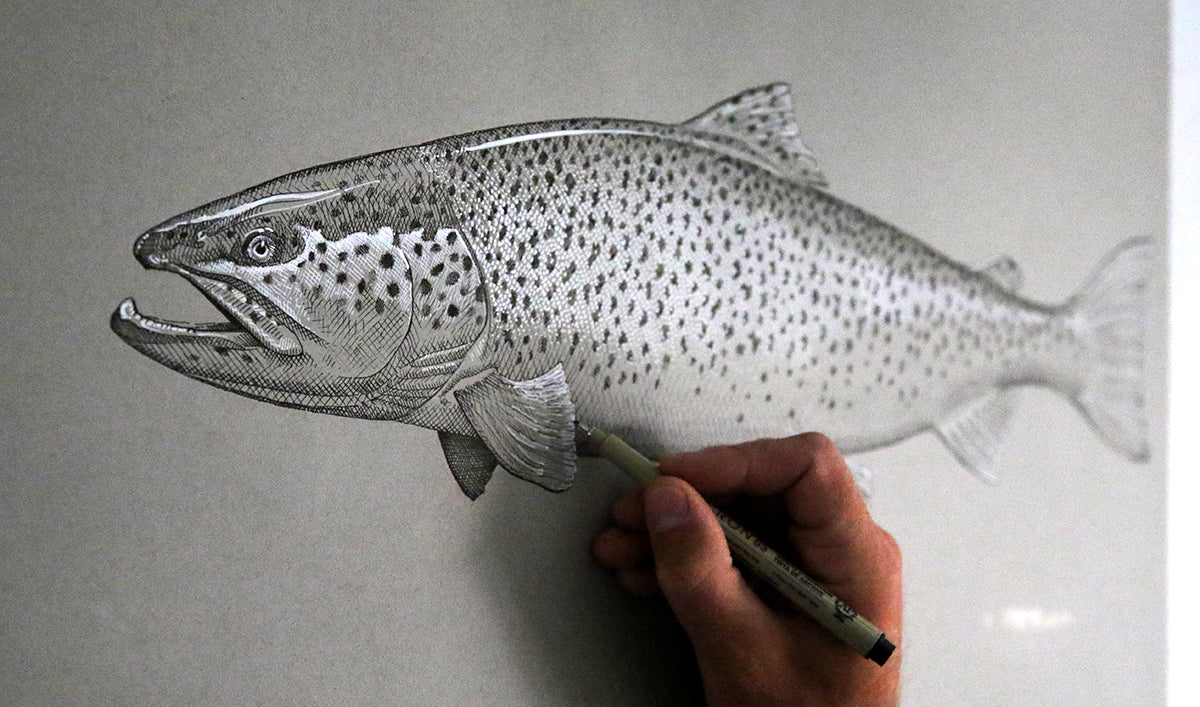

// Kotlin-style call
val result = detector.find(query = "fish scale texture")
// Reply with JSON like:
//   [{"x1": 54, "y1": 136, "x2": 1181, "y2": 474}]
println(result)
[
  {"x1": 446, "y1": 127, "x2": 1061, "y2": 455},
  {"x1": 113, "y1": 85, "x2": 1150, "y2": 494}
]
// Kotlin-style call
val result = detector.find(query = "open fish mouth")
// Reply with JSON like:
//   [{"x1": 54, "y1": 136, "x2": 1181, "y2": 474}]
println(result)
[{"x1": 112, "y1": 270, "x2": 303, "y2": 356}]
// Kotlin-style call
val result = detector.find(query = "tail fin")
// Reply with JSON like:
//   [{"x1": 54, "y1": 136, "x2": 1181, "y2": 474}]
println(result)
[{"x1": 1066, "y1": 237, "x2": 1155, "y2": 461}]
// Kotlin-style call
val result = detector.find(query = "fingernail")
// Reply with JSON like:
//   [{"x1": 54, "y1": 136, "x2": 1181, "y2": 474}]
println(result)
[{"x1": 645, "y1": 483, "x2": 690, "y2": 532}]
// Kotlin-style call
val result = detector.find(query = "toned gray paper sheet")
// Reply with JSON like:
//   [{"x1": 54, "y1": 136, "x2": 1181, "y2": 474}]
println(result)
[{"x1": 0, "y1": 2, "x2": 1167, "y2": 704}]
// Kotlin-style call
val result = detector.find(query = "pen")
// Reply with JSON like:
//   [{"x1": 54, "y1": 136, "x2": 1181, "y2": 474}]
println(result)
[{"x1": 576, "y1": 425, "x2": 895, "y2": 667}]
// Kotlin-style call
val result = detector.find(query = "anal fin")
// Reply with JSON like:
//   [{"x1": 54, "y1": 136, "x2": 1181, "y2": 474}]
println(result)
[
  {"x1": 439, "y1": 432, "x2": 497, "y2": 500},
  {"x1": 933, "y1": 389, "x2": 1020, "y2": 482}
]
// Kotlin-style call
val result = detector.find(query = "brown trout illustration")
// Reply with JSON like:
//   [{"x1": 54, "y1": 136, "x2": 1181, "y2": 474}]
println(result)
[{"x1": 111, "y1": 84, "x2": 1151, "y2": 498}]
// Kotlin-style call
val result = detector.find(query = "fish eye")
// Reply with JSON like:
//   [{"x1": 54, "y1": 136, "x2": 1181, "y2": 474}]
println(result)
[{"x1": 243, "y1": 228, "x2": 278, "y2": 263}]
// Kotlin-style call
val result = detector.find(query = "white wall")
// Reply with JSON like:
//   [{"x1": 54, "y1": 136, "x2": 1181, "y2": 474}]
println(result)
[{"x1": 0, "y1": 2, "x2": 1167, "y2": 703}]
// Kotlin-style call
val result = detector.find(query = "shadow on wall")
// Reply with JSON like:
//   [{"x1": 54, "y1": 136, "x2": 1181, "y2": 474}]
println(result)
[{"x1": 472, "y1": 457, "x2": 704, "y2": 705}]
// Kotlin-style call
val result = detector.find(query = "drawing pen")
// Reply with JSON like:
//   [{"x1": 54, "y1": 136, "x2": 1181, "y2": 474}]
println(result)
[{"x1": 575, "y1": 425, "x2": 895, "y2": 667}]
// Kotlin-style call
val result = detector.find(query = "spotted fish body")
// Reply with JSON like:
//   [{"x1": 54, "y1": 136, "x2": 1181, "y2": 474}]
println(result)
[{"x1": 113, "y1": 85, "x2": 1150, "y2": 498}]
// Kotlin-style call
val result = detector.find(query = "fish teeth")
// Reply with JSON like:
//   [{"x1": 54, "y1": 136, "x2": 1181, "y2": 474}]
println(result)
[
  {"x1": 116, "y1": 297, "x2": 197, "y2": 336},
  {"x1": 180, "y1": 273, "x2": 304, "y2": 356}
]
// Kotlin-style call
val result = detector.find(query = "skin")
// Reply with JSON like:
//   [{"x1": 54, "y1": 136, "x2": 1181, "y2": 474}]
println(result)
[{"x1": 592, "y1": 433, "x2": 902, "y2": 706}]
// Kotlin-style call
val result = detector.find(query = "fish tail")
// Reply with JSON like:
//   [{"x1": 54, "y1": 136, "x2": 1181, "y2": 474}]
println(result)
[{"x1": 1064, "y1": 237, "x2": 1155, "y2": 460}]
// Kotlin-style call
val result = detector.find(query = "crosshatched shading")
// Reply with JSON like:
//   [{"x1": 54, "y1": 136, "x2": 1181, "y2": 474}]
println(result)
[{"x1": 112, "y1": 84, "x2": 1152, "y2": 499}]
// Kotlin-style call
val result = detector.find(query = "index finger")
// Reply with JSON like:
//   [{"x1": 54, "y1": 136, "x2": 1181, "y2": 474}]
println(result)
[{"x1": 657, "y1": 432, "x2": 868, "y2": 533}]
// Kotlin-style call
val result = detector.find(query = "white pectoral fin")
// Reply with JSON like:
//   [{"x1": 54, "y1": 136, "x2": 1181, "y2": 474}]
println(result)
[
  {"x1": 933, "y1": 389, "x2": 1020, "y2": 482},
  {"x1": 453, "y1": 365, "x2": 578, "y2": 492},
  {"x1": 438, "y1": 432, "x2": 497, "y2": 500}
]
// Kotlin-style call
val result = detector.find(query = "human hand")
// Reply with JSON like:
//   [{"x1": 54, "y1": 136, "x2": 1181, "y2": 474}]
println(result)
[{"x1": 591, "y1": 433, "x2": 902, "y2": 706}]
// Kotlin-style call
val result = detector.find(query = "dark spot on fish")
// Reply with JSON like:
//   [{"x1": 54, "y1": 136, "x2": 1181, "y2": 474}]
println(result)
[
  {"x1": 419, "y1": 279, "x2": 432, "y2": 295},
  {"x1": 336, "y1": 272, "x2": 347, "y2": 284},
  {"x1": 375, "y1": 299, "x2": 386, "y2": 314},
  {"x1": 387, "y1": 282, "x2": 400, "y2": 297}
]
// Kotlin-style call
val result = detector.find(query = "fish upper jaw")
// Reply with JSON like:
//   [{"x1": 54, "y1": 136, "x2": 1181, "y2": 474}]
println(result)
[
  {"x1": 114, "y1": 260, "x2": 305, "y2": 357},
  {"x1": 122, "y1": 216, "x2": 304, "y2": 356},
  {"x1": 178, "y1": 268, "x2": 303, "y2": 356}
]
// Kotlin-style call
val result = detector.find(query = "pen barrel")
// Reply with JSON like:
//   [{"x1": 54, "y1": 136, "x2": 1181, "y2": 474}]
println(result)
[
  {"x1": 596, "y1": 434, "x2": 660, "y2": 484},
  {"x1": 711, "y1": 507, "x2": 891, "y2": 662}
]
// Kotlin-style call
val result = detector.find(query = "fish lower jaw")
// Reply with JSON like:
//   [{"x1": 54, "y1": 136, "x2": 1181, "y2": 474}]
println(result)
[{"x1": 112, "y1": 297, "x2": 263, "y2": 348}]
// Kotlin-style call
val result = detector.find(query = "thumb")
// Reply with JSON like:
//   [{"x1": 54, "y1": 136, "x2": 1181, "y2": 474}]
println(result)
[{"x1": 644, "y1": 477, "x2": 773, "y2": 655}]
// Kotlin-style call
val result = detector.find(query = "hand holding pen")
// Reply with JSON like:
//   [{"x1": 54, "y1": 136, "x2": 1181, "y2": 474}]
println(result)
[{"x1": 591, "y1": 433, "x2": 903, "y2": 706}]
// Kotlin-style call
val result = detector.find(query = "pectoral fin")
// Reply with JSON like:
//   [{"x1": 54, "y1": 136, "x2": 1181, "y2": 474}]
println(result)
[
  {"x1": 438, "y1": 432, "x2": 497, "y2": 500},
  {"x1": 454, "y1": 365, "x2": 577, "y2": 492},
  {"x1": 934, "y1": 389, "x2": 1020, "y2": 482}
]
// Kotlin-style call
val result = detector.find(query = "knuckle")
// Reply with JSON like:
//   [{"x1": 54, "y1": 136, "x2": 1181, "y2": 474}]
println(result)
[{"x1": 798, "y1": 431, "x2": 840, "y2": 457}]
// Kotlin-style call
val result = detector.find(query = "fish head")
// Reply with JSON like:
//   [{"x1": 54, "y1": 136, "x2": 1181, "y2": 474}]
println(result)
[{"x1": 112, "y1": 165, "x2": 428, "y2": 415}]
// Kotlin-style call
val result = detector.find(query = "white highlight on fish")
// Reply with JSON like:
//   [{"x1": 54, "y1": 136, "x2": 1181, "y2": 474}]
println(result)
[
  {"x1": 111, "y1": 84, "x2": 1152, "y2": 499},
  {"x1": 462, "y1": 128, "x2": 655, "y2": 152}
]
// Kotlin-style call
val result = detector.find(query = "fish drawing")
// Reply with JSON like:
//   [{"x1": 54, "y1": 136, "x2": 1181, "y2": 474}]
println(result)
[{"x1": 112, "y1": 84, "x2": 1150, "y2": 499}]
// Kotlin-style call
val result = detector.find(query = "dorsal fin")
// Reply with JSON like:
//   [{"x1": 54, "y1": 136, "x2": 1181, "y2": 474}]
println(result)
[{"x1": 683, "y1": 84, "x2": 826, "y2": 187}]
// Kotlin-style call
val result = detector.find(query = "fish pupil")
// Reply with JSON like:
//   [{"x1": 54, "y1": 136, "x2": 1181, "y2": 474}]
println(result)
[{"x1": 244, "y1": 229, "x2": 277, "y2": 262}]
